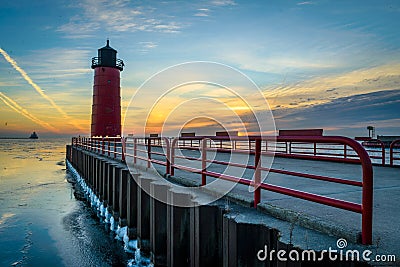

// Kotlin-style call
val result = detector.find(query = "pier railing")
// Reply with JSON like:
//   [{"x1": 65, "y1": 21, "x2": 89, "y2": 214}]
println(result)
[
  {"x1": 390, "y1": 139, "x2": 400, "y2": 167},
  {"x1": 359, "y1": 139, "x2": 386, "y2": 166},
  {"x1": 71, "y1": 136, "x2": 400, "y2": 168},
  {"x1": 168, "y1": 136, "x2": 373, "y2": 245},
  {"x1": 71, "y1": 135, "x2": 378, "y2": 244}
]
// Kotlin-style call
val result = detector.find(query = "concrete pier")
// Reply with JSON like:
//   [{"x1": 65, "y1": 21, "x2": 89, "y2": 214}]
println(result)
[{"x1": 66, "y1": 145, "x2": 399, "y2": 266}]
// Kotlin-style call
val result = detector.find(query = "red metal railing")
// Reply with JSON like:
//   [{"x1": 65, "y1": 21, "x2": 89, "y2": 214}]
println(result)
[
  {"x1": 360, "y1": 139, "x2": 386, "y2": 166},
  {"x1": 71, "y1": 135, "x2": 375, "y2": 244},
  {"x1": 390, "y1": 139, "x2": 400, "y2": 167},
  {"x1": 123, "y1": 137, "x2": 170, "y2": 174},
  {"x1": 71, "y1": 136, "x2": 125, "y2": 160},
  {"x1": 168, "y1": 135, "x2": 373, "y2": 245}
]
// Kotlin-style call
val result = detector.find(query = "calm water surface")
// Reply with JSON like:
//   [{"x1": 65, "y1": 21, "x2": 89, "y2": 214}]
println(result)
[{"x1": 0, "y1": 138, "x2": 130, "y2": 266}]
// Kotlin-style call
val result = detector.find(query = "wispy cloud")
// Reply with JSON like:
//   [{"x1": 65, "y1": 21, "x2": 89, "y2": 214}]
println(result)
[
  {"x1": 58, "y1": 0, "x2": 184, "y2": 38},
  {"x1": 0, "y1": 92, "x2": 59, "y2": 132},
  {"x1": 297, "y1": 1, "x2": 314, "y2": 5},
  {"x1": 265, "y1": 63, "x2": 400, "y2": 110},
  {"x1": 210, "y1": 0, "x2": 236, "y2": 6},
  {"x1": 24, "y1": 48, "x2": 91, "y2": 81},
  {"x1": 194, "y1": 12, "x2": 209, "y2": 17},
  {"x1": 138, "y1": 42, "x2": 158, "y2": 53},
  {"x1": 0, "y1": 48, "x2": 85, "y2": 131},
  {"x1": 272, "y1": 89, "x2": 400, "y2": 136}
]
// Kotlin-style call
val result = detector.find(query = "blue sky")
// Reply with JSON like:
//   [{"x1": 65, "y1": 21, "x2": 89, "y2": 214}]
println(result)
[{"x1": 0, "y1": 0, "x2": 399, "y2": 137}]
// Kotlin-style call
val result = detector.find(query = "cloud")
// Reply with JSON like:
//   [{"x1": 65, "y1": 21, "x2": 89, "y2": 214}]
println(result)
[
  {"x1": 58, "y1": 0, "x2": 184, "y2": 38},
  {"x1": 297, "y1": 1, "x2": 314, "y2": 5},
  {"x1": 0, "y1": 92, "x2": 59, "y2": 132},
  {"x1": 194, "y1": 12, "x2": 209, "y2": 17},
  {"x1": 25, "y1": 48, "x2": 91, "y2": 79},
  {"x1": 265, "y1": 63, "x2": 400, "y2": 110},
  {"x1": 140, "y1": 41, "x2": 158, "y2": 49},
  {"x1": 272, "y1": 89, "x2": 400, "y2": 136},
  {"x1": 0, "y1": 48, "x2": 86, "y2": 131},
  {"x1": 137, "y1": 41, "x2": 158, "y2": 53},
  {"x1": 210, "y1": 0, "x2": 236, "y2": 6}
]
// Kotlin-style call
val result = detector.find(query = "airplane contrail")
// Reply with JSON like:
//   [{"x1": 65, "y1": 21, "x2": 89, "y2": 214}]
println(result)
[
  {"x1": 0, "y1": 92, "x2": 60, "y2": 132},
  {"x1": 0, "y1": 48, "x2": 85, "y2": 131}
]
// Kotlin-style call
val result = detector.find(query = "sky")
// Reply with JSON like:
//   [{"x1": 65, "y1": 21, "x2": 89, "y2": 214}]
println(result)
[{"x1": 0, "y1": 0, "x2": 399, "y2": 138}]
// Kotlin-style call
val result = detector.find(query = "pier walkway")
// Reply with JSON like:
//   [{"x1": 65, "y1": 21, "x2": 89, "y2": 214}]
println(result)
[
  {"x1": 147, "y1": 153, "x2": 400, "y2": 259},
  {"x1": 69, "y1": 136, "x2": 400, "y2": 265}
]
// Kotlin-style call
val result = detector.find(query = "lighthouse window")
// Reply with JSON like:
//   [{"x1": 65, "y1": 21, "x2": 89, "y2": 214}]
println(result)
[{"x1": 108, "y1": 80, "x2": 111, "y2": 83}]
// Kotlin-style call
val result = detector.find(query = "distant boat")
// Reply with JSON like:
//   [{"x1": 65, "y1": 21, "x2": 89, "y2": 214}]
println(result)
[{"x1": 29, "y1": 131, "x2": 38, "y2": 139}]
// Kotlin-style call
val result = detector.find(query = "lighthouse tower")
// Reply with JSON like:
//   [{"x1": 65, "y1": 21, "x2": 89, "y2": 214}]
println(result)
[{"x1": 90, "y1": 40, "x2": 124, "y2": 137}]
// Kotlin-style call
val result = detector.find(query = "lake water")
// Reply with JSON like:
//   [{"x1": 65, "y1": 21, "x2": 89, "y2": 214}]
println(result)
[{"x1": 0, "y1": 138, "x2": 132, "y2": 266}]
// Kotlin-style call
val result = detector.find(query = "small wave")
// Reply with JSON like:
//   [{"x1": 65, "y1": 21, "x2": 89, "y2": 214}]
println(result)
[
  {"x1": 56, "y1": 161, "x2": 65, "y2": 166},
  {"x1": 13, "y1": 156, "x2": 27, "y2": 159}
]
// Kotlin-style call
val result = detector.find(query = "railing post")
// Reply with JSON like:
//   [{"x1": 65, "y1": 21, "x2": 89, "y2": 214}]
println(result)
[
  {"x1": 114, "y1": 139, "x2": 117, "y2": 159},
  {"x1": 171, "y1": 139, "x2": 176, "y2": 176},
  {"x1": 165, "y1": 138, "x2": 170, "y2": 175},
  {"x1": 344, "y1": 144, "x2": 347, "y2": 159},
  {"x1": 389, "y1": 139, "x2": 400, "y2": 166},
  {"x1": 361, "y1": 162, "x2": 373, "y2": 245},
  {"x1": 390, "y1": 142, "x2": 394, "y2": 167},
  {"x1": 108, "y1": 139, "x2": 111, "y2": 157},
  {"x1": 102, "y1": 137, "x2": 105, "y2": 155},
  {"x1": 147, "y1": 138, "x2": 151, "y2": 168},
  {"x1": 254, "y1": 138, "x2": 261, "y2": 207},
  {"x1": 201, "y1": 139, "x2": 207, "y2": 186},
  {"x1": 314, "y1": 142, "x2": 317, "y2": 156},
  {"x1": 133, "y1": 138, "x2": 137, "y2": 164},
  {"x1": 121, "y1": 137, "x2": 126, "y2": 162}
]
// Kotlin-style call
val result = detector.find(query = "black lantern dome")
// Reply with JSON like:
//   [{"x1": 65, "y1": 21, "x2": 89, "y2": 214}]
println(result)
[{"x1": 91, "y1": 40, "x2": 124, "y2": 71}]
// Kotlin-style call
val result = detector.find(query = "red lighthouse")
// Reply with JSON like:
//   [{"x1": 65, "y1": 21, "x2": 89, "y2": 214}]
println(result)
[{"x1": 90, "y1": 40, "x2": 124, "y2": 137}]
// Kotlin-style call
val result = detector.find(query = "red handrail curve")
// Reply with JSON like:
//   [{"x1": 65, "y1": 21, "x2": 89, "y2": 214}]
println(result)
[{"x1": 169, "y1": 135, "x2": 373, "y2": 245}]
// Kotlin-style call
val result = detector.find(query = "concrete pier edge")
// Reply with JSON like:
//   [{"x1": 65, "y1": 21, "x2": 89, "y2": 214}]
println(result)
[{"x1": 66, "y1": 146, "x2": 381, "y2": 266}]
